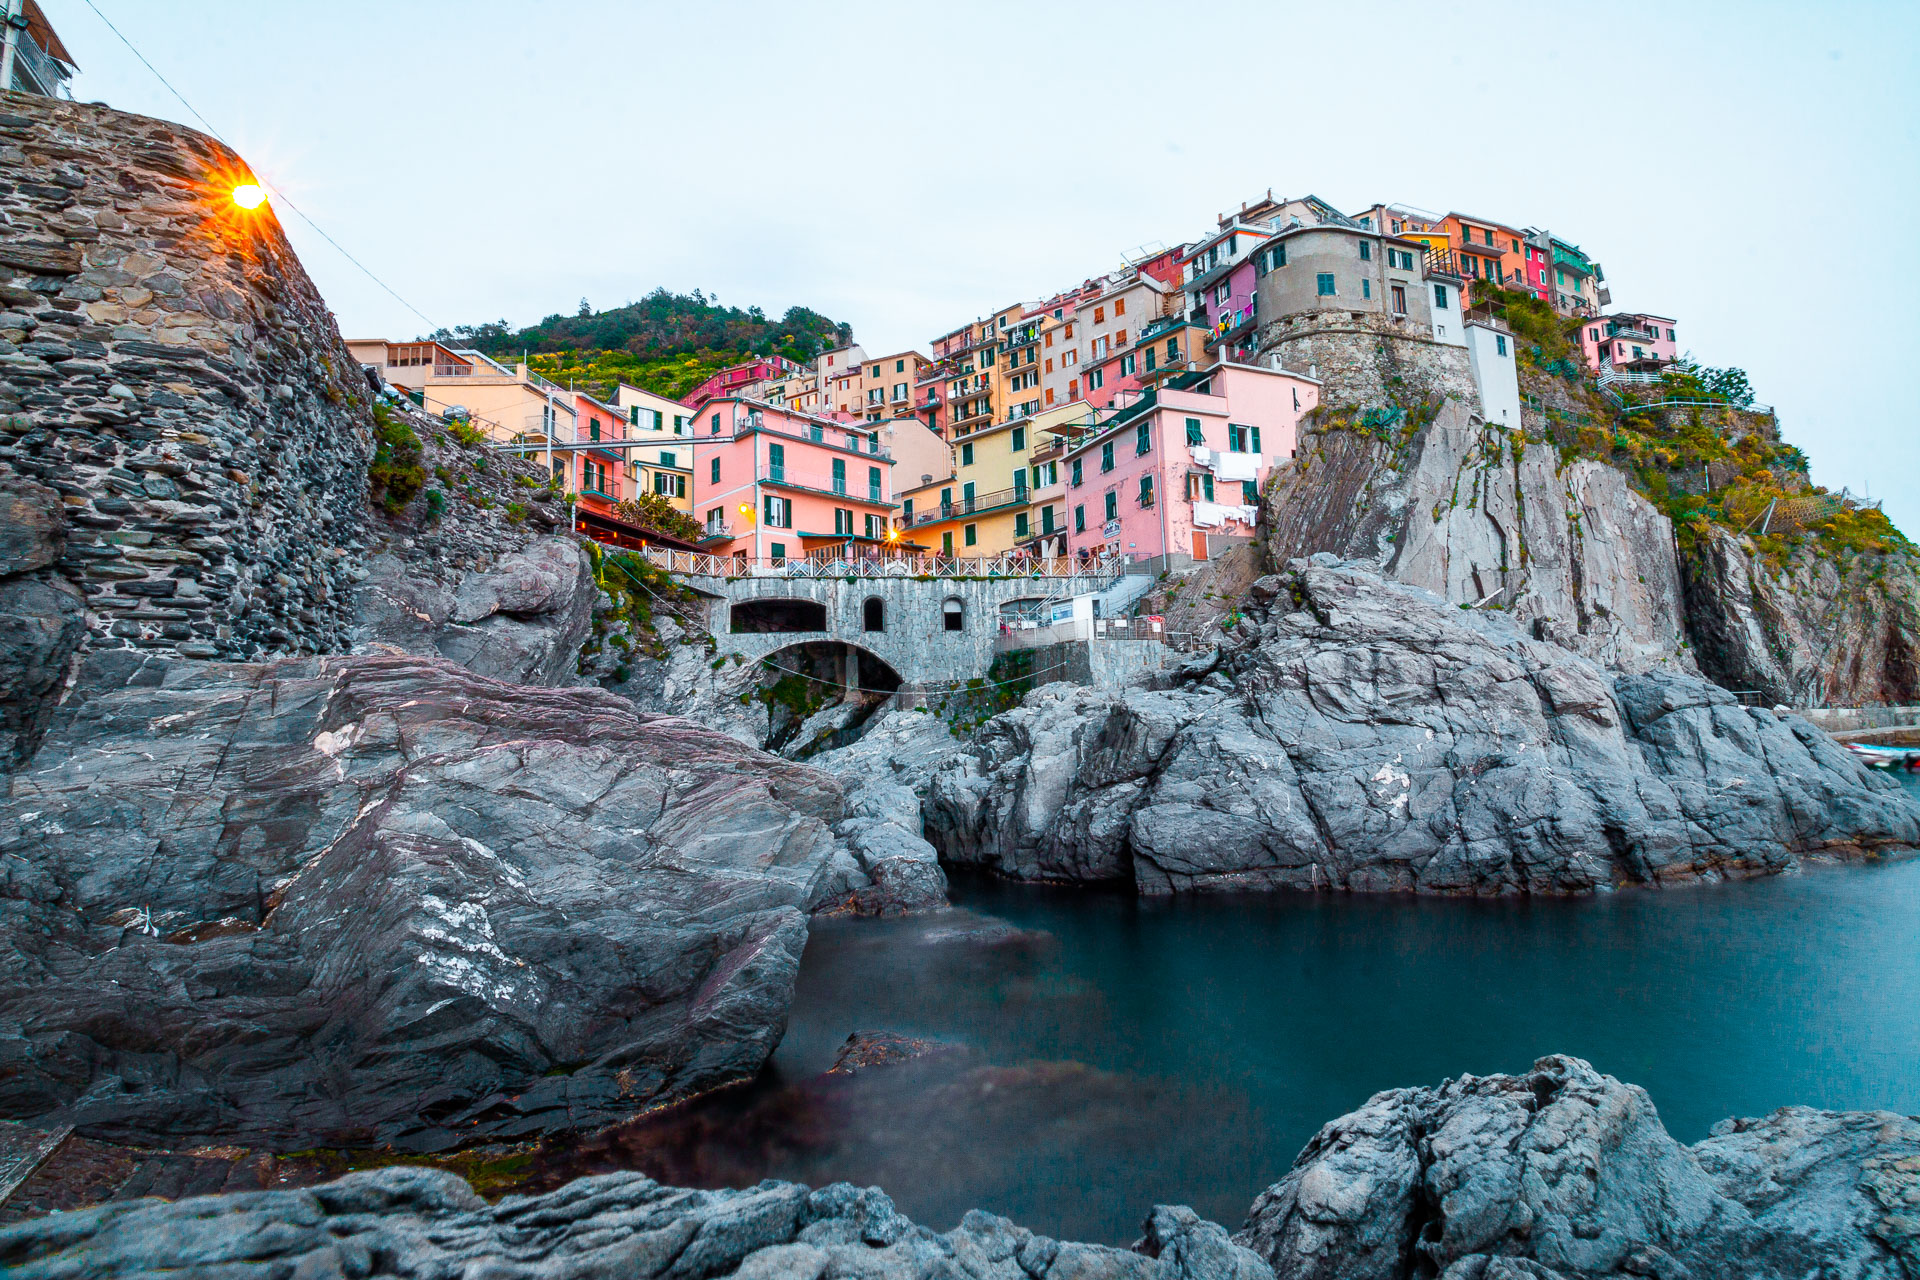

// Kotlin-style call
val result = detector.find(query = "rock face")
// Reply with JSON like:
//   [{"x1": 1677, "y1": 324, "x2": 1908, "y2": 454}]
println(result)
[
  {"x1": 1682, "y1": 523, "x2": 1920, "y2": 709},
  {"x1": 0, "y1": 1165, "x2": 1273, "y2": 1280},
  {"x1": 1236, "y1": 1054, "x2": 1920, "y2": 1280},
  {"x1": 811, "y1": 710, "x2": 960, "y2": 915},
  {"x1": 355, "y1": 534, "x2": 597, "y2": 685},
  {"x1": 0, "y1": 651, "x2": 844, "y2": 1150},
  {"x1": 927, "y1": 558, "x2": 1920, "y2": 894},
  {"x1": 1263, "y1": 402, "x2": 1689, "y2": 673},
  {"x1": 0, "y1": 476, "x2": 83, "y2": 764},
  {"x1": 0, "y1": 95, "x2": 376, "y2": 661}
]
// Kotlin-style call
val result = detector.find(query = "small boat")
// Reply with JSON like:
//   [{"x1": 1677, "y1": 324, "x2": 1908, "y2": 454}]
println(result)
[{"x1": 1844, "y1": 742, "x2": 1920, "y2": 770}]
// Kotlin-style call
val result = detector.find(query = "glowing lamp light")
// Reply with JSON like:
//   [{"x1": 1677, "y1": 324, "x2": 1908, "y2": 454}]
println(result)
[{"x1": 230, "y1": 183, "x2": 267, "y2": 210}]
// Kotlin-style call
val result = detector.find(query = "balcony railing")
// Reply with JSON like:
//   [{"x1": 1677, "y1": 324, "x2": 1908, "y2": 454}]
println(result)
[
  {"x1": 9, "y1": 27, "x2": 70, "y2": 98},
  {"x1": 901, "y1": 486, "x2": 1028, "y2": 527},
  {"x1": 760, "y1": 466, "x2": 891, "y2": 506}
]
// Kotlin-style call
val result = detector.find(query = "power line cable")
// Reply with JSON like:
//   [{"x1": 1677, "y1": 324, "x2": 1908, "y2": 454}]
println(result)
[{"x1": 76, "y1": 0, "x2": 442, "y2": 332}]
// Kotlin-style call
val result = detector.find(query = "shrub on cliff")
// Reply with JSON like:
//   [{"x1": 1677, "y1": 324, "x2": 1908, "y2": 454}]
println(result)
[
  {"x1": 368, "y1": 404, "x2": 426, "y2": 514},
  {"x1": 612, "y1": 492, "x2": 704, "y2": 544}
]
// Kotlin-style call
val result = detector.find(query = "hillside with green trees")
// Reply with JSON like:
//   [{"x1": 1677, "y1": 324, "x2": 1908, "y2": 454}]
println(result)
[{"x1": 429, "y1": 289, "x2": 852, "y2": 402}]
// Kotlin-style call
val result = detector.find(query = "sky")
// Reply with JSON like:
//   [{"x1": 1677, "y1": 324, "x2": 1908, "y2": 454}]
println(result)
[{"x1": 48, "y1": 0, "x2": 1920, "y2": 534}]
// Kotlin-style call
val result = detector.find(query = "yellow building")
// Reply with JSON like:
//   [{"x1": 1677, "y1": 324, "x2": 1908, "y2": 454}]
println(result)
[{"x1": 890, "y1": 395, "x2": 1090, "y2": 556}]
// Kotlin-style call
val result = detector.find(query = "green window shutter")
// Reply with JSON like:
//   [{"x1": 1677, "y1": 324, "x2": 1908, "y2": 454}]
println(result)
[
  {"x1": 1185, "y1": 418, "x2": 1204, "y2": 446},
  {"x1": 1251, "y1": 426, "x2": 1261, "y2": 453}
]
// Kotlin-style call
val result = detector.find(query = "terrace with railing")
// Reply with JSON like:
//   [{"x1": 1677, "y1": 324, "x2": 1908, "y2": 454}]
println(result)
[{"x1": 901, "y1": 485, "x2": 1028, "y2": 527}]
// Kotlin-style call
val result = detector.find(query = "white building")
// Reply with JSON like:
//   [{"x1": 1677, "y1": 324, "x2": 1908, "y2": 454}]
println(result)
[{"x1": 1463, "y1": 321, "x2": 1522, "y2": 429}]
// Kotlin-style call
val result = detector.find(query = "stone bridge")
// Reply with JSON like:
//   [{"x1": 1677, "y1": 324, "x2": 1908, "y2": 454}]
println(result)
[{"x1": 635, "y1": 550, "x2": 1121, "y2": 689}]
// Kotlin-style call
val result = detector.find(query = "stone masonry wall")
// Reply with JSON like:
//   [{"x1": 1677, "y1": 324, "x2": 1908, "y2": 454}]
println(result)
[
  {"x1": 1256, "y1": 309, "x2": 1478, "y2": 410},
  {"x1": 0, "y1": 95, "x2": 373, "y2": 660}
]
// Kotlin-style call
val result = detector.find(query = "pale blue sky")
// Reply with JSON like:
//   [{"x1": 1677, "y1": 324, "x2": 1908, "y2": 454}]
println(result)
[{"x1": 50, "y1": 0, "x2": 1920, "y2": 533}]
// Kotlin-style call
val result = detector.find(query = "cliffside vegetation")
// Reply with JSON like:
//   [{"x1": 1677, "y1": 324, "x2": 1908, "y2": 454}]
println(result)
[
  {"x1": 1467, "y1": 283, "x2": 1913, "y2": 573},
  {"x1": 429, "y1": 290, "x2": 851, "y2": 401}
]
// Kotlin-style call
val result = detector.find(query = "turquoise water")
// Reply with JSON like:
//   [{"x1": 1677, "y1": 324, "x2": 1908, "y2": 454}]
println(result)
[{"x1": 544, "y1": 770, "x2": 1920, "y2": 1244}]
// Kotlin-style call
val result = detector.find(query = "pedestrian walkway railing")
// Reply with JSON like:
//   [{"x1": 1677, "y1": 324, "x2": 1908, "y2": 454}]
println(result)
[{"x1": 637, "y1": 546, "x2": 1125, "y2": 588}]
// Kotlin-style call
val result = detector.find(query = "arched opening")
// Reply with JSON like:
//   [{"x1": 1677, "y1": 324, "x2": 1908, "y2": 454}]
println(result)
[
  {"x1": 943, "y1": 597, "x2": 965, "y2": 632},
  {"x1": 755, "y1": 641, "x2": 904, "y2": 758},
  {"x1": 730, "y1": 597, "x2": 828, "y2": 633},
  {"x1": 863, "y1": 597, "x2": 885, "y2": 632}
]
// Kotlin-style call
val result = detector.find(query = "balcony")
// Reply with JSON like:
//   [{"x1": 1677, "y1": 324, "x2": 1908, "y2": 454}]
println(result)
[
  {"x1": 699, "y1": 523, "x2": 734, "y2": 544},
  {"x1": 902, "y1": 486, "x2": 1029, "y2": 527},
  {"x1": 759, "y1": 466, "x2": 893, "y2": 508},
  {"x1": 9, "y1": 26, "x2": 71, "y2": 98},
  {"x1": 1603, "y1": 326, "x2": 1660, "y2": 344}
]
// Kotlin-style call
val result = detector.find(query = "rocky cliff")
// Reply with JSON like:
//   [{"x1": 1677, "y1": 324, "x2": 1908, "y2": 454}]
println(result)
[
  {"x1": 925, "y1": 558, "x2": 1919, "y2": 895},
  {"x1": 1255, "y1": 304, "x2": 1918, "y2": 706}
]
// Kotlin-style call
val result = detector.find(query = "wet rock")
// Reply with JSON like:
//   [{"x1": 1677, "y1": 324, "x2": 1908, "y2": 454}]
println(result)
[
  {"x1": 1235, "y1": 1054, "x2": 1920, "y2": 1280},
  {"x1": 0, "y1": 651, "x2": 843, "y2": 1150},
  {"x1": 927, "y1": 558, "x2": 1920, "y2": 895},
  {"x1": 0, "y1": 1165, "x2": 1269, "y2": 1280},
  {"x1": 827, "y1": 1031, "x2": 960, "y2": 1076}
]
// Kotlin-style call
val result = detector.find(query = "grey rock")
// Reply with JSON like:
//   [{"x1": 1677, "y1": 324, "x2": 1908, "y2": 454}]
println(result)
[
  {"x1": 812, "y1": 711, "x2": 962, "y2": 914},
  {"x1": 0, "y1": 476, "x2": 82, "y2": 766},
  {"x1": 0, "y1": 1164, "x2": 1270, "y2": 1280},
  {"x1": 927, "y1": 558, "x2": 1920, "y2": 895},
  {"x1": 354, "y1": 535, "x2": 598, "y2": 686},
  {"x1": 1235, "y1": 1054, "x2": 1920, "y2": 1280},
  {"x1": 0, "y1": 651, "x2": 844, "y2": 1149}
]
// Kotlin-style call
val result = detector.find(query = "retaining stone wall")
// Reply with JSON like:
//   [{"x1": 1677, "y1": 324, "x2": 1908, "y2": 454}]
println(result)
[{"x1": 0, "y1": 96, "x2": 373, "y2": 660}]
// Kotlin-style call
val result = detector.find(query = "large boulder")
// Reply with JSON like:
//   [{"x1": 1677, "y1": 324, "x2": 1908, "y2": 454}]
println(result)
[
  {"x1": 0, "y1": 651, "x2": 843, "y2": 1150},
  {"x1": 927, "y1": 558, "x2": 1920, "y2": 894},
  {"x1": 1236, "y1": 1054, "x2": 1920, "y2": 1280},
  {"x1": 0, "y1": 1165, "x2": 1271, "y2": 1280},
  {"x1": 353, "y1": 534, "x2": 598, "y2": 685},
  {"x1": 811, "y1": 710, "x2": 963, "y2": 915}
]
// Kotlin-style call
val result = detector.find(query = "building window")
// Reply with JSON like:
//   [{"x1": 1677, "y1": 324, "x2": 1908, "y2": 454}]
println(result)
[
  {"x1": 942, "y1": 531, "x2": 953, "y2": 554},
  {"x1": 869, "y1": 466, "x2": 882, "y2": 502},
  {"x1": 1317, "y1": 273, "x2": 1336, "y2": 296},
  {"x1": 1114, "y1": 297, "x2": 1126, "y2": 316},
  {"x1": 1166, "y1": 338, "x2": 1178, "y2": 361},
  {"x1": 1590, "y1": 328, "x2": 1600, "y2": 342},
  {"x1": 1074, "y1": 504, "x2": 1086, "y2": 532},
  {"x1": 964, "y1": 523, "x2": 977, "y2": 547},
  {"x1": 1497, "y1": 335, "x2": 1509, "y2": 356},
  {"x1": 1190, "y1": 473, "x2": 1215, "y2": 502},
  {"x1": 770, "y1": 542, "x2": 786, "y2": 564},
  {"x1": 764, "y1": 495, "x2": 792, "y2": 527},
  {"x1": 832, "y1": 457, "x2": 846, "y2": 494},
  {"x1": 1042, "y1": 505, "x2": 1056, "y2": 534},
  {"x1": 1391, "y1": 285, "x2": 1407, "y2": 315},
  {"x1": 943, "y1": 598, "x2": 964, "y2": 631},
  {"x1": 1087, "y1": 367, "x2": 1104, "y2": 390},
  {"x1": 1359, "y1": 240, "x2": 1372, "y2": 261},
  {"x1": 1136, "y1": 423, "x2": 1151, "y2": 456},
  {"x1": 1434, "y1": 284, "x2": 1449, "y2": 309},
  {"x1": 1104, "y1": 490, "x2": 1118, "y2": 520},
  {"x1": 1243, "y1": 481, "x2": 1260, "y2": 503},
  {"x1": 903, "y1": 497, "x2": 914, "y2": 521},
  {"x1": 1101, "y1": 441, "x2": 1114, "y2": 472},
  {"x1": 710, "y1": 457, "x2": 721, "y2": 484},
  {"x1": 864, "y1": 598, "x2": 885, "y2": 631},
  {"x1": 1012, "y1": 426, "x2": 1025, "y2": 451},
  {"x1": 1120, "y1": 353, "x2": 1135, "y2": 376},
  {"x1": 1362, "y1": 279, "x2": 1372, "y2": 301},
  {"x1": 1015, "y1": 512, "x2": 1029, "y2": 538},
  {"x1": 1667, "y1": 328, "x2": 1676, "y2": 341},
  {"x1": 961, "y1": 442, "x2": 974, "y2": 466},
  {"x1": 1227, "y1": 423, "x2": 1261, "y2": 453},
  {"x1": 711, "y1": 413, "x2": 721, "y2": 434},
  {"x1": 835, "y1": 507, "x2": 853, "y2": 536},
  {"x1": 705, "y1": 505, "x2": 724, "y2": 531},
  {"x1": 1138, "y1": 474, "x2": 1155, "y2": 507}
]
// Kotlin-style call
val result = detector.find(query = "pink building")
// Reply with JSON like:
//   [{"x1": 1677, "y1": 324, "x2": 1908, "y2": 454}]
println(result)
[
  {"x1": 689, "y1": 398, "x2": 895, "y2": 565},
  {"x1": 1062, "y1": 363, "x2": 1319, "y2": 565},
  {"x1": 568, "y1": 391, "x2": 633, "y2": 516},
  {"x1": 1201, "y1": 255, "x2": 1263, "y2": 364},
  {"x1": 684, "y1": 356, "x2": 807, "y2": 410},
  {"x1": 1579, "y1": 313, "x2": 1678, "y2": 372},
  {"x1": 1082, "y1": 318, "x2": 1209, "y2": 411}
]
